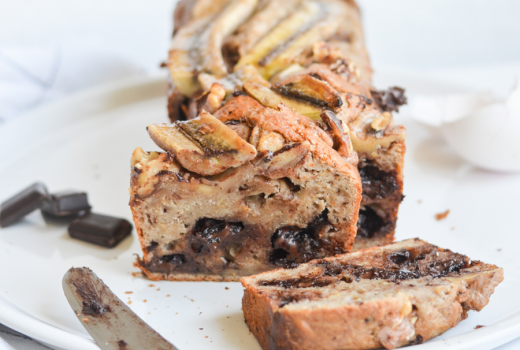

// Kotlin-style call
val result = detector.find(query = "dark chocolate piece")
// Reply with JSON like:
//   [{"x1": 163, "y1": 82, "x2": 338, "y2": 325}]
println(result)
[
  {"x1": 356, "y1": 206, "x2": 383, "y2": 239},
  {"x1": 359, "y1": 166, "x2": 399, "y2": 200},
  {"x1": 0, "y1": 182, "x2": 49, "y2": 228},
  {"x1": 370, "y1": 86, "x2": 407, "y2": 113},
  {"x1": 68, "y1": 213, "x2": 132, "y2": 248},
  {"x1": 269, "y1": 209, "x2": 332, "y2": 267},
  {"x1": 42, "y1": 190, "x2": 91, "y2": 217}
]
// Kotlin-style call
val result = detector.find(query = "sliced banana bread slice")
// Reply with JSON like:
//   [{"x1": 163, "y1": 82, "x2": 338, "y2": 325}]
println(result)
[
  {"x1": 130, "y1": 103, "x2": 361, "y2": 281},
  {"x1": 242, "y1": 238, "x2": 503, "y2": 350}
]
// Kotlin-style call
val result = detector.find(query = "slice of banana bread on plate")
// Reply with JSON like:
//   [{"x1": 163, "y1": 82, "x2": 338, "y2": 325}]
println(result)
[
  {"x1": 241, "y1": 238, "x2": 503, "y2": 350},
  {"x1": 130, "y1": 103, "x2": 361, "y2": 281}
]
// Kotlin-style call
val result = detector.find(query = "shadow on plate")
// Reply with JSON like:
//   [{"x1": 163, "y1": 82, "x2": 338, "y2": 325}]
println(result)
[{"x1": 56, "y1": 231, "x2": 135, "y2": 260}]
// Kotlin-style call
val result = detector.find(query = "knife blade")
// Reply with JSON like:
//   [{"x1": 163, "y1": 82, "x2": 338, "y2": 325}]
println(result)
[{"x1": 63, "y1": 267, "x2": 177, "y2": 350}]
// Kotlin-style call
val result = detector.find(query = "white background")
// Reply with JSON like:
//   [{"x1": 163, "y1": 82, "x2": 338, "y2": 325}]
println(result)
[
  {"x1": 0, "y1": 0, "x2": 519, "y2": 349},
  {"x1": 1, "y1": 0, "x2": 520, "y2": 72}
]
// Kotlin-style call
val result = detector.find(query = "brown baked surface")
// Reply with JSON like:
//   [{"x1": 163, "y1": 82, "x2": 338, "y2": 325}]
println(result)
[
  {"x1": 241, "y1": 238, "x2": 503, "y2": 350},
  {"x1": 130, "y1": 103, "x2": 361, "y2": 281},
  {"x1": 166, "y1": 0, "x2": 406, "y2": 250}
]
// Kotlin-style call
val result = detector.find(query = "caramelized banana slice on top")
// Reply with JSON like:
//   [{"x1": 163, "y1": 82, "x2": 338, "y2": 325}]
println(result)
[
  {"x1": 148, "y1": 111, "x2": 257, "y2": 176},
  {"x1": 169, "y1": 0, "x2": 259, "y2": 97},
  {"x1": 243, "y1": 82, "x2": 323, "y2": 120}
]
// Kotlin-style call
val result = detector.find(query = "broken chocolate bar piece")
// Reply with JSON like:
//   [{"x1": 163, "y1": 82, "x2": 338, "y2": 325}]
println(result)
[
  {"x1": 0, "y1": 182, "x2": 49, "y2": 228},
  {"x1": 68, "y1": 213, "x2": 132, "y2": 248},
  {"x1": 42, "y1": 190, "x2": 91, "y2": 218}
]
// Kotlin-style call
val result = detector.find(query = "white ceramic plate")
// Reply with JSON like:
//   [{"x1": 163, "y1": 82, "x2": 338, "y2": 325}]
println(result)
[{"x1": 0, "y1": 72, "x2": 519, "y2": 350}]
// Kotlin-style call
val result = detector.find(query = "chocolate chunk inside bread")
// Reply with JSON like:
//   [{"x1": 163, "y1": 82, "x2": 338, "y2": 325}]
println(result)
[
  {"x1": 166, "y1": 0, "x2": 406, "y2": 250},
  {"x1": 241, "y1": 238, "x2": 503, "y2": 350},
  {"x1": 130, "y1": 103, "x2": 361, "y2": 281}
]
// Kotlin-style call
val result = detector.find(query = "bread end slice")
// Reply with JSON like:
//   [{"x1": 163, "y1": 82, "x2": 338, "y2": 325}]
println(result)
[{"x1": 241, "y1": 238, "x2": 503, "y2": 350}]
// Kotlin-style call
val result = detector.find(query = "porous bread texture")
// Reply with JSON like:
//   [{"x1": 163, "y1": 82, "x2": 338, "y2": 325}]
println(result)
[
  {"x1": 241, "y1": 238, "x2": 503, "y2": 350},
  {"x1": 130, "y1": 104, "x2": 361, "y2": 281}
]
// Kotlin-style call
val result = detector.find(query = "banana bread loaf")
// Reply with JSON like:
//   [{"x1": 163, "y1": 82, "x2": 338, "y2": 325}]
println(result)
[{"x1": 166, "y1": 0, "x2": 406, "y2": 250}]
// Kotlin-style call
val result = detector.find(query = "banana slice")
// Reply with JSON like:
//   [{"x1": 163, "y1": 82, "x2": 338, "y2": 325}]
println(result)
[
  {"x1": 260, "y1": 14, "x2": 342, "y2": 78},
  {"x1": 168, "y1": 0, "x2": 258, "y2": 97},
  {"x1": 228, "y1": 0, "x2": 299, "y2": 57},
  {"x1": 235, "y1": 0, "x2": 322, "y2": 72},
  {"x1": 349, "y1": 126, "x2": 406, "y2": 155},
  {"x1": 274, "y1": 74, "x2": 342, "y2": 110},
  {"x1": 260, "y1": 142, "x2": 311, "y2": 177},
  {"x1": 269, "y1": 64, "x2": 305, "y2": 85},
  {"x1": 177, "y1": 110, "x2": 255, "y2": 154},
  {"x1": 168, "y1": 17, "x2": 214, "y2": 96},
  {"x1": 243, "y1": 82, "x2": 323, "y2": 120},
  {"x1": 198, "y1": 0, "x2": 259, "y2": 78},
  {"x1": 148, "y1": 112, "x2": 257, "y2": 176},
  {"x1": 198, "y1": 65, "x2": 270, "y2": 93}
]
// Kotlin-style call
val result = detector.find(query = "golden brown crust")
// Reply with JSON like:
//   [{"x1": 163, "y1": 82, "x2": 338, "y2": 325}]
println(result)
[
  {"x1": 134, "y1": 259, "x2": 243, "y2": 281},
  {"x1": 214, "y1": 94, "x2": 265, "y2": 122}
]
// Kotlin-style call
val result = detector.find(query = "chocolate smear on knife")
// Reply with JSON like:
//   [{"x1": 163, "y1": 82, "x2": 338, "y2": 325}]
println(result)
[{"x1": 63, "y1": 267, "x2": 177, "y2": 350}]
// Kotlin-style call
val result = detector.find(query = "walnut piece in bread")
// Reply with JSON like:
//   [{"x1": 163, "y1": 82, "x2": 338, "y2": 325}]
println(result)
[{"x1": 241, "y1": 238, "x2": 503, "y2": 350}]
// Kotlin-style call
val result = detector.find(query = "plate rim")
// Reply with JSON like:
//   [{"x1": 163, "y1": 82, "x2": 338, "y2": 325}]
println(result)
[{"x1": 0, "y1": 301, "x2": 98, "y2": 350}]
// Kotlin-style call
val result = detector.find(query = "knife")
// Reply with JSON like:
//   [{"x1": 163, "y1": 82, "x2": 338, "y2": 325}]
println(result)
[{"x1": 63, "y1": 267, "x2": 177, "y2": 350}]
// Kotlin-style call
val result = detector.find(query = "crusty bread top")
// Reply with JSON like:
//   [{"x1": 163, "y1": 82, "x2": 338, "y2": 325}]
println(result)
[
  {"x1": 138, "y1": 99, "x2": 360, "y2": 191},
  {"x1": 168, "y1": 0, "x2": 406, "y2": 168}
]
